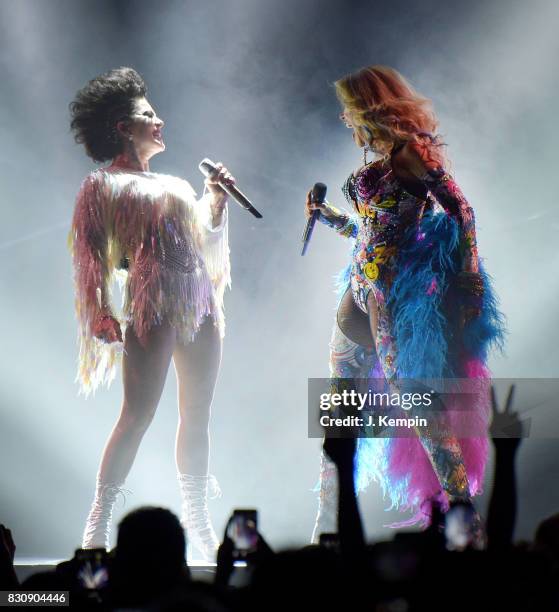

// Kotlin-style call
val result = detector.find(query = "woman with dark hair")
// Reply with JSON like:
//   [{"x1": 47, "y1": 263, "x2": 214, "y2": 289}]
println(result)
[
  {"x1": 307, "y1": 65, "x2": 505, "y2": 541},
  {"x1": 69, "y1": 67, "x2": 234, "y2": 561}
]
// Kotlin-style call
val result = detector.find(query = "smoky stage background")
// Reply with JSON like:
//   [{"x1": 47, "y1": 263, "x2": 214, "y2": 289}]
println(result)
[{"x1": 0, "y1": 0, "x2": 557, "y2": 559}]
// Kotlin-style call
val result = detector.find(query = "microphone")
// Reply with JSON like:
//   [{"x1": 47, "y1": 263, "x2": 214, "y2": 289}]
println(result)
[
  {"x1": 301, "y1": 182, "x2": 327, "y2": 256},
  {"x1": 198, "y1": 158, "x2": 263, "y2": 219}
]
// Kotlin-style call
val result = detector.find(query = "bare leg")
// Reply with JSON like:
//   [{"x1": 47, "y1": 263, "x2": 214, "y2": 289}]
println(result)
[
  {"x1": 173, "y1": 314, "x2": 222, "y2": 561},
  {"x1": 82, "y1": 320, "x2": 176, "y2": 549},
  {"x1": 173, "y1": 315, "x2": 222, "y2": 476},
  {"x1": 98, "y1": 320, "x2": 176, "y2": 484}
]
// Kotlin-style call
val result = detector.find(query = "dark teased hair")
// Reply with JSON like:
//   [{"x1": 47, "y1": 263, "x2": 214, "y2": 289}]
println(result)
[{"x1": 69, "y1": 67, "x2": 147, "y2": 163}]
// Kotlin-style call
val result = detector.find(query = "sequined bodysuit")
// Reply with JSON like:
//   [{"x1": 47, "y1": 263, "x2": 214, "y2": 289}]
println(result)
[
  {"x1": 320, "y1": 150, "x2": 429, "y2": 379},
  {"x1": 315, "y1": 144, "x2": 502, "y2": 527},
  {"x1": 342, "y1": 156, "x2": 431, "y2": 315},
  {"x1": 319, "y1": 143, "x2": 480, "y2": 379}
]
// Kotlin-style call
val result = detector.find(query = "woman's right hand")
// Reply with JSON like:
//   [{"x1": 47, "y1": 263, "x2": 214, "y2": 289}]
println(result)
[
  {"x1": 305, "y1": 189, "x2": 327, "y2": 219},
  {"x1": 92, "y1": 313, "x2": 123, "y2": 343}
]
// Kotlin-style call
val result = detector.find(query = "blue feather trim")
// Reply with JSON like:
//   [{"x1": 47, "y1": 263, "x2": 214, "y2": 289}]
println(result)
[{"x1": 329, "y1": 210, "x2": 506, "y2": 495}]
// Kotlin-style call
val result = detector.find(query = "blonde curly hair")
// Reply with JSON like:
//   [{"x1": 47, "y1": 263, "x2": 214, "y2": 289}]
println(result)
[{"x1": 335, "y1": 65, "x2": 449, "y2": 167}]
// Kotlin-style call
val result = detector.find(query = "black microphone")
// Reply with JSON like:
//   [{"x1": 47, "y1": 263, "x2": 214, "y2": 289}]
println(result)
[
  {"x1": 198, "y1": 158, "x2": 263, "y2": 219},
  {"x1": 301, "y1": 182, "x2": 327, "y2": 256}
]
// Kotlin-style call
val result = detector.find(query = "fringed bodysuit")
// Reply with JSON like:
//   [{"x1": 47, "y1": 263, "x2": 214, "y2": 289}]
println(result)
[{"x1": 69, "y1": 167, "x2": 231, "y2": 396}]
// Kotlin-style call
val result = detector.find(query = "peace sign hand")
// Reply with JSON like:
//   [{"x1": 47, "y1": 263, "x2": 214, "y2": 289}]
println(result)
[{"x1": 489, "y1": 384, "x2": 528, "y2": 451}]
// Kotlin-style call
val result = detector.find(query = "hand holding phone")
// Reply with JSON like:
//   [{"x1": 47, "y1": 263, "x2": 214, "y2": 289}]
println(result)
[
  {"x1": 444, "y1": 502, "x2": 478, "y2": 551},
  {"x1": 226, "y1": 509, "x2": 258, "y2": 560},
  {"x1": 318, "y1": 532, "x2": 340, "y2": 553},
  {"x1": 74, "y1": 548, "x2": 109, "y2": 590}
]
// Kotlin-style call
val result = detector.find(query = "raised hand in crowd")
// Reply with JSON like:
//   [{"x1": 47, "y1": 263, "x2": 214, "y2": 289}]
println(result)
[{"x1": 0, "y1": 524, "x2": 18, "y2": 589}]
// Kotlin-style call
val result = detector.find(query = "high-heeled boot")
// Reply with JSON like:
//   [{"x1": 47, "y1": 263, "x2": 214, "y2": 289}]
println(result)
[
  {"x1": 82, "y1": 479, "x2": 129, "y2": 550},
  {"x1": 177, "y1": 473, "x2": 221, "y2": 563},
  {"x1": 311, "y1": 452, "x2": 339, "y2": 544}
]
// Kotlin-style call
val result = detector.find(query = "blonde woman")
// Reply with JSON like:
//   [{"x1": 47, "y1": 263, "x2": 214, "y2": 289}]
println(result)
[
  {"x1": 307, "y1": 66, "x2": 505, "y2": 541},
  {"x1": 69, "y1": 67, "x2": 234, "y2": 561}
]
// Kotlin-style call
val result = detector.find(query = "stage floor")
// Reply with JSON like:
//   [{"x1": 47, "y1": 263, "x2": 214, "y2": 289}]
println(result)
[{"x1": 14, "y1": 557, "x2": 218, "y2": 584}]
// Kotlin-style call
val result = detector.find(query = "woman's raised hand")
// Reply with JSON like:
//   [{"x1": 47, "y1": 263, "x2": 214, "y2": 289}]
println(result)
[
  {"x1": 204, "y1": 162, "x2": 236, "y2": 198},
  {"x1": 92, "y1": 313, "x2": 123, "y2": 343},
  {"x1": 305, "y1": 189, "x2": 327, "y2": 219},
  {"x1": 205, "y1": 162, "x2": 235, "y2": 227}
]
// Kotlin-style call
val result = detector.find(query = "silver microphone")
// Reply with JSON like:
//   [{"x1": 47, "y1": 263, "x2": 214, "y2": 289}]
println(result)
[{"x1": 198, "y1": 158, "x2": 263, "y2": 219}]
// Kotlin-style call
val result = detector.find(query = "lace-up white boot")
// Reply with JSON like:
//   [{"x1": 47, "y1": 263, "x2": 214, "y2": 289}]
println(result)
[
  {"x1": 177, "y1": 473, "x2": 221, "y2": 563},
  {"x1": 311, "y1": 452, "x2": 339, "y2": 544},
  {"x1": 82, "y1": 479, "x2": 129, "y2": 550}
]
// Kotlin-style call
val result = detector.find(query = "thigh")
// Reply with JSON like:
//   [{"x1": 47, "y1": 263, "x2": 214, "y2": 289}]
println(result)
[
  {"x1": 122, "y1": 320, "x2": 177, "y2": 409},
  {"x1": 173, "y1": 315, "x2": 222, "y2": 405},
  {"x1": 329, "y1": 313, "x2": 377, "y2": 380},
  {"x1": 337, "y1": 286, "x2": 375, "y2": 349}
]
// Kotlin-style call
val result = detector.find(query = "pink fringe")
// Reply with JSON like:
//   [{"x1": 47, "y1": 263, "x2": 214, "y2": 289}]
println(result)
[
  {"x1": 385, "y1": 359, "x2": 491, "y2": 529},
  {"x1": 69, "y1": 169, "x2": 230, "y2": 396}
]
